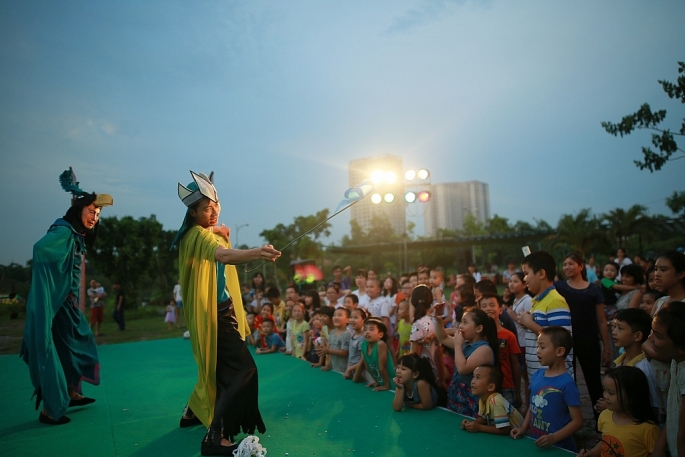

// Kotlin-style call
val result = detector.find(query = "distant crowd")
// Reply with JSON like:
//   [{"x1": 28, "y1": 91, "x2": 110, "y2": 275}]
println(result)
[{"x1": 231, "y1": 248, "x2": 684, "y2": 455}]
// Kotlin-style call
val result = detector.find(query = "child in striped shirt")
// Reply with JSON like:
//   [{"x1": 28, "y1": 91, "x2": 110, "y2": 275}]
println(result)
[{"x1": 517, "y1": 251, "x2": 573, "y2": 378}]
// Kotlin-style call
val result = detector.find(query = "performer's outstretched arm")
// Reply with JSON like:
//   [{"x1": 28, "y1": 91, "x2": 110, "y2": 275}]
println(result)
[{"x1": 214, "y1": 245, "x2": 281, "y2": 265}]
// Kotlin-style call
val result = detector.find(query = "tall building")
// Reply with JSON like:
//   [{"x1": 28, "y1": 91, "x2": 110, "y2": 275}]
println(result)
[
  {"x1": 349, "y1": 155, "x2": 406, "y2": 236},
  {"x1": 424, "y1": 181, "x2": 490, "y2": 237}
]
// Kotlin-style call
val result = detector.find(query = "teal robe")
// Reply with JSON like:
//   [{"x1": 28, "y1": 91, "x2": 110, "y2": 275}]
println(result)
[{"x1": 20, "y1": 219, "x2": 100, "y2": 420}]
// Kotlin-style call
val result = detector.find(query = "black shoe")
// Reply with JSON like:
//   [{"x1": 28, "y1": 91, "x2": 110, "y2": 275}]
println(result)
[
  {"x1": 39, "y1": 412, "x2": 70, "y2": 425},
  {"x1": 69, "y1": 396, "x2": 96, "y2": 407},
  {"x1": 180, "y1": 415, "x2": 201, "y2": 427},
  {"x1": 180, "y1": 405, "x2": 201, "y2": 428},
  {"x1": 200, "y1": 440, "x2": 238, "y2": 456}
]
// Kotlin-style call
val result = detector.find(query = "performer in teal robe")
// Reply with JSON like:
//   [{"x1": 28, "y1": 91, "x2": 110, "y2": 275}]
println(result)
[{"x1": 20, "y1": 168, "x2": 113, "y2": 425}]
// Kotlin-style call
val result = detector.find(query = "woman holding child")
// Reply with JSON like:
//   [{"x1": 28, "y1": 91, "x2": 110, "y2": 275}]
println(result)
[{"x1": 171, "y1": 171, "x2": 281, "y2": 456}]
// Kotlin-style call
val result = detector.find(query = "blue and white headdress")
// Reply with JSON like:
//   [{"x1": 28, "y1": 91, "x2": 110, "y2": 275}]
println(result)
[
  {"x1": 171, "y1": 170, "x2": 218, "y2": 249},
  {"x1": 177, "y1": 171, "x2": 218, "y2": 207}
]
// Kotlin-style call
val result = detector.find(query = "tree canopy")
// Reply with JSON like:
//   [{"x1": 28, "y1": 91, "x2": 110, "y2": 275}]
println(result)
[
  {"x1": 602, "y1": 61, "x2": 685, "y2": 172},
  {"x1": 88, "y1": 215, "x2": 177, "y2": 307}
]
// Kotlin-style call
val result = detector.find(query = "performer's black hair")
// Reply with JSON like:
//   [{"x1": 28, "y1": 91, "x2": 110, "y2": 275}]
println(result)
[{"x1": 63, "y1": 192, "x2": 99, "y2": 248}]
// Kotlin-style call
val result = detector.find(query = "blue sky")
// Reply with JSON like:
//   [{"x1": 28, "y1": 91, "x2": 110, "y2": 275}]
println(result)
[{"x1": 1, "y1": 0, "x2": 683, "y2": 265}]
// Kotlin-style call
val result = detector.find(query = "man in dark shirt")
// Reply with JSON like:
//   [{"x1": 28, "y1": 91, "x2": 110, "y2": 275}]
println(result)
[{"x1": 112, "y1": 283, "x2": 125, "y2": 331}]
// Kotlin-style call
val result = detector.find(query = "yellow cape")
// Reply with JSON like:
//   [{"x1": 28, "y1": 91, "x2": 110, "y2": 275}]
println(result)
[{"x1": 179, "y1": 225, "x2": 249, "y2": 427}]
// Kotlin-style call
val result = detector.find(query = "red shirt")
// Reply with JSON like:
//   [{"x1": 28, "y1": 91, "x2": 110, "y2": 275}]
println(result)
[{"x1": 497, "y1": 328, "x2": 521, "y2": 389}]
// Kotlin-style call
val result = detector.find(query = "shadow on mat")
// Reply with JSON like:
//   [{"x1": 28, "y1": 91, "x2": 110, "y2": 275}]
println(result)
[
  {"x1": 0, "y1": 407, "x2": 90, "y2": 440},
  {"x1": 326, "y1": 396, "x2": 397, "y2": 454},
  {"x1": 127, "y1": 428, "x2": 203, "y2": 457},
  {"x1": 0, "y1": 419, "x2": 43, "y2": 439}
]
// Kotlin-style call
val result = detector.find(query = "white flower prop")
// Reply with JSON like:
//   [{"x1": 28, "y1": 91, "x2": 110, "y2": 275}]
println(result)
[{"x1": 233, "y1": 436, "x2": 266, "y2": 457}]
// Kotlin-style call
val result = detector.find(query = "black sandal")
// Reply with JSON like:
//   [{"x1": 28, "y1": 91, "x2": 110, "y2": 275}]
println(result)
[
  {"x1": 69, "y1": 396, "x2": 96, "y2": 407},
  {"x1": 200, "y1": 429, "x2": 240, "y2": 456},
  {"x1": 39, "y1": 412, "x2": 70, "y2": 425},
  {"x1": 179, "y1": 405, "x2": 201, "y2": 428},
  {"x1": 200, "y1": 439, "x2": 238, "y2": 456}
]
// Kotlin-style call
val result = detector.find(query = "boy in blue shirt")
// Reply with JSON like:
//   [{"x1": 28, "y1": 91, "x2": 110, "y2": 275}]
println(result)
[
  {"x1": 255, "y1": 319, "x2": 285, "y2": 355},
  {"x1": 510, "y1": 326, "x2": 583, "y2": 452}
]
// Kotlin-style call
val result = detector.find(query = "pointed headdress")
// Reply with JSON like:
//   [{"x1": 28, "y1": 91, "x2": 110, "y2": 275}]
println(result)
[
  {"x1": 171, "y1": 170, "x2": 217, "y2": 249},
  {"x1": 178, "y1": 171, "x2": 218, "y2": 207}
]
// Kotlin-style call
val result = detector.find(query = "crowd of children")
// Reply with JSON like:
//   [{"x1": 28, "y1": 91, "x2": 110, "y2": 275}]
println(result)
[{"x1": 241, "y1": 250, "x2": 685, "y2": 455}]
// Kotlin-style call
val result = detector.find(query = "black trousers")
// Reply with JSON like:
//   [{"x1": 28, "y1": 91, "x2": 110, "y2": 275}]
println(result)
[
  {"x1": 112, "y1": 307, "x2": 125, "y2": 330},
  {"x1": 572, "y1": 336, "x2": 602, "y2": 421},
  {"x1": 208, "y1": 315, "x2": 266, "y2": 443}
]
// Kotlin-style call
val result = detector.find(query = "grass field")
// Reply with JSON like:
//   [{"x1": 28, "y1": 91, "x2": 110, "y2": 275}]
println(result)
[{"x1": 0, "y1": 304, "x2": 187, "y2": 355}]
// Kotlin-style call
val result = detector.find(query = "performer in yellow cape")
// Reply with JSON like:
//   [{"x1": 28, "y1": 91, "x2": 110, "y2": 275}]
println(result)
[{"x1": 171, "y1": 171, "x2": 281, "y2": 456}]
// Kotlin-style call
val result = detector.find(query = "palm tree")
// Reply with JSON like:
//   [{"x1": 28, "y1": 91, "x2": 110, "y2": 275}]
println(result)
[
  {"x1": 554, "y1": 209, "x2": 606, "y2": 257},
  {"x1": 602, "y1": 205, "x2": 650, "y2": 249}
]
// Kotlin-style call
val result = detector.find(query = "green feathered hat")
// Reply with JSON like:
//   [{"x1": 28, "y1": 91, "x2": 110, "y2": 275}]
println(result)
[{"x1": 59, "y1": 167, "x2": 113, "y2": 207}]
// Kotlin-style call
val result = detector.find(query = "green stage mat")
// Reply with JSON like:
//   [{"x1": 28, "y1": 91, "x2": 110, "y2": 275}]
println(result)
[{"x1": 0, "y1": 338, "x2": 572, "y2": 456}]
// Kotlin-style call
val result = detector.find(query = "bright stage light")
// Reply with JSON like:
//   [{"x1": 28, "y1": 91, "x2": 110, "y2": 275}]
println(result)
[
  {"x1": 404, "y1": 192, "x2": 416, "y2": 203},
  {"x1": 385, "y1": 171, "x2": 397, "y2": 184},
  {"x1": 405, "y1": 170, "x2": 416, "y2": 181},
  {"x1": 371, "y1": 170, "x2": 385, "y2": 184},
  {"x1": 384, "y1": 193, "x2": 395, "y2": 203},
  {"x1": 418, "y1": 190, "x2": 431, "y2": 202},
  {"x1": 371, "y1": 193, "x2": 382, "y2": 204},
  {"x1": 417, "y1": 169, "x2": 430, "y2": 180}
]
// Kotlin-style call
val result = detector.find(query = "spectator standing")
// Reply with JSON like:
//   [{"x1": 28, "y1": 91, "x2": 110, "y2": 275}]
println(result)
[
  {"x1": 467, "y1": 263, "x2": 482, "y2": 283},
  {"x1": 510, "y1": 327, "x2": 583, "y2": 452},
  {"x1": 112, "y1": 282, "x2": 125, "y2": 331},
  {"x1": 318, "y1": 308, "x2": 351, "y2": 373},
  {"x1": 330, "y1": 265, "x2": 352, "y2": 293},
  {"x1": 265, "y1": 287, "x2": 286, "y2": 331},
  {"x1": 303, "y1": 289, "x2": 321, "y2": 318},
  {"x1": 616, "y1": 248, "x2": 633, "y2": 281},
  {"x1": 173, "y1": 279, "x2": 185, "y2": 328},
  {"x1": 251, "y1": 272, "x2": 266, "y2": 296},
  {"x1": 554, "y1": 252, "x2": 609, "y2": 420},
  {"x1": 410, "y1": 285, "x2": 438, "y2": 375},
  {"x1": 351, "y1": 269, "x2": 369, "y2": 309},
  {"x1": 585, "y1": 256, "x2": 599, "y2": 283},
  {"x1": 87, "y1": 280, "x2": 106, "y2": 337},
  {"x1": 518, "y1": 251, "x2": 573, "y2": 378},
  {"x1": 644, "y1": 251, "x2": 685, "y2": 417},
  {"x1": 480, "y1": 294, "x2": 522, "y2": 407},
  {"x1": 501, "y1": 261, "x2": 520, "y2": 284},
  {"x1": 365, "y1": 279, "x2": 391, "y2": 335},
  {"x1": 382, "y1": 276, "x2": 399, "y2": 332},
  {"x1": 165, "y1": 299, "x2": 176, "y2": 330}
]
